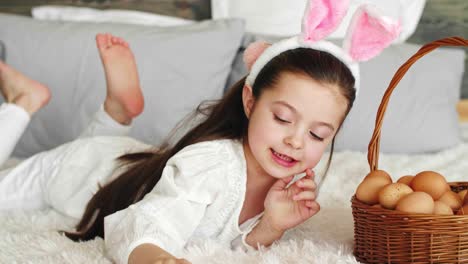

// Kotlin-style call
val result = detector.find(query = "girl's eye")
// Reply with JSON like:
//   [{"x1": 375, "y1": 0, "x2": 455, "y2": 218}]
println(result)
[
  {"x1": 274, "y1": 115, "x2": 290, "y2": 123},
  {"x1": 309, "y1": 132, "x2": 324, "y2": 141}
]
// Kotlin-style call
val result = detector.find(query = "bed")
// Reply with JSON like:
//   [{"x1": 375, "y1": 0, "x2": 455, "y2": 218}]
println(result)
[
  {"x1": 1, "y1": 121, "x2": 467, "y2": 263},
  {"x1": 0, "y1": 1, "x2": 467, "y2": 263}
]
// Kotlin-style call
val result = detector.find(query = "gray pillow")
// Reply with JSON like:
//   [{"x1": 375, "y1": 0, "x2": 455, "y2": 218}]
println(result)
[
  {"x1": 226, "y1": 37, "x2": 466, "y2": 154},
  {"x1": 0, "y1": 13, "x2": 244, "y2": 158},
  {"x1": 335, "y1": 43, "x2": 465, "y2": 154},
  {"x1": 0, "y1": 40, "x2": 4, "y2": 61}
]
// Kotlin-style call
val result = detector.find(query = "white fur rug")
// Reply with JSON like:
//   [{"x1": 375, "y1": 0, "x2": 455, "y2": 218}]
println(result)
[
  {"x1": 1, "y1": 127, "x2": 468, "y2": 263},
  {"x1": 0, "y1": 208, "x2": 358, "y2": 264}
]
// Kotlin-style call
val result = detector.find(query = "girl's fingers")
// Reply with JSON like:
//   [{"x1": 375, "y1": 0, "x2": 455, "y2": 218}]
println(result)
[
  {"x1": 306, "y1": 201, "x2": 320, "y2": 211},
  {"x1": 293, "y1": 190, "x2": 316, "y2": 201},
  {"x1": 280, "y1": 175, "x2": 296, "y2": 189},
  {"x1": 305, "y1": 168, "x2": 315, "y2": 179},
  {"x1": 283, "y1": 175, "x2": 295, "y2": 183},
  {"x1": 296, "y1": 178, "x2": 316, "y2": 190}
]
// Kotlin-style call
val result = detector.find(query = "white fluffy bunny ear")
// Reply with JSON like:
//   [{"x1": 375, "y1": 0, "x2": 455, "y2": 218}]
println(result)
[
  {"x1": 302, "y1": 0, "x2": 350, "y2": 43},
  {"x1": 343, "y1": 5, "x2": 401, "y2": 62}
]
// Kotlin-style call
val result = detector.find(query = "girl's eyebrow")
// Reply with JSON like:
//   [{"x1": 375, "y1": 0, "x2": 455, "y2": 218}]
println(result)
[
  {"x1": 273, "y1": 100, "x2": 297, "y2": 113},
  {"x1": 313, "y1": 121, "x2": 335, "y2": 131},
  {"x1": 273, "y1": 100, "x2": 335, "y2": 131}
]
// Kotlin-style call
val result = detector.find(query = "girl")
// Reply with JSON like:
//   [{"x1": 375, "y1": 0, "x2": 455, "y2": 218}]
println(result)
[{"x1": 0, "y1": 2, "x2": 400, "y2": 264}]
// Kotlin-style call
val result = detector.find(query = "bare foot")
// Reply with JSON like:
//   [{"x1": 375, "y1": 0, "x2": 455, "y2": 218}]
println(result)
[
  {"x1": 0, "y1": 61, "x2": 50, "y2": 115},
  {"x1": 96, "y1": 33, "x2": 144, "y2": 125}
]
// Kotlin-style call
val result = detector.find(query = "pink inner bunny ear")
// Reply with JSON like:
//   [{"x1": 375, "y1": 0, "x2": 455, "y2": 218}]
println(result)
[
  {"x1": 344, "y1": 5, "x2": 402, "y2": 62},
  {"x1": 243, "y1": 41, "x2": 271, "y2": 71},
  {"x1": 302, "y1": 0, "x2": 350, "y2": 43}
]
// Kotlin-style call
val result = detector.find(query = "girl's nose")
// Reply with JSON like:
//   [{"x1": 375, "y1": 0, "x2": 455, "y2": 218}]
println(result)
[{"x1": 284, "y1": 131, "x2": 303, "y2": 149}]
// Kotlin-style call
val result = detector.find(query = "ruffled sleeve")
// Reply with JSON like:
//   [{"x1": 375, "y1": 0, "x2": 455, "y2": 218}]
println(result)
[
  {"x1": 104, "y1": 141, "x2": 227, "y2": 264},
  {"x1": 231, "y1": 213, "x2": 263, "y2": 252}
]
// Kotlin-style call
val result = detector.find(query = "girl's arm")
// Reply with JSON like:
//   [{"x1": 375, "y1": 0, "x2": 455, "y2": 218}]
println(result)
[
  {"x1": 128, "y1": 243, "x2": 189, "y2": 264},
  {"x1": 246, "y1": 169, "x2": 319, "y2": 249},
  {"x1": 104, "y1": 141, "x2": 226, "y2": 263},
  {"x1": 244, "y1": 216, "x2": 284, "y2": 249}
]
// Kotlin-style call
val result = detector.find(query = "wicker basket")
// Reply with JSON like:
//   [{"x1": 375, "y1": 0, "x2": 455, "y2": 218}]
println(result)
[{"x1": 351, "y1": 37, "x2": 468, "y2": 264}]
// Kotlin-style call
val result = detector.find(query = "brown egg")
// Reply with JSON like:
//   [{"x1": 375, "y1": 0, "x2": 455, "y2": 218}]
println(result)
[
  {"x1": 456, "y1": 204, "x2": 468, "y2": 215},
  {"x1": 464, "y1": 192, "x2": 468, "y2": 205},
  {"x1": 411, "y1": 171, "x2": 449, "y2": 200},
  {"x1": 433, "y1": 201, "x2": 454, "y2": 215},
  {"x1": 437, "y1": 191, "x2": 463, "y2": 211},
  {"x1": 364, "y1": 170, "x2": 392, "y2": 182},
  {"x1": 396, "y1": 192, "x2": 434, "y2": 214},
  {"x1": 458, "y1": 189, "x2": 467, "y2": 201},
  {"x1": 378, "y1": 183, "x2": 413, "y2": 209},
  {"x1": 356, "y1": 175, "x2": 392, "y2": 205},
  {"x1": 397, "y1": 175, "x2": 414, "y2": 186}
]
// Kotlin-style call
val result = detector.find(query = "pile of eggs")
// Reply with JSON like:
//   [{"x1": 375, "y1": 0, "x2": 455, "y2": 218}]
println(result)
[{"x1": 355, "y1": 170, "x2": 468, "y2": 215}]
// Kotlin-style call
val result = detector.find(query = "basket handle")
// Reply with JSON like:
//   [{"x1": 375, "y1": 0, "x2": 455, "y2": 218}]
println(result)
[{"x1": 367, "y1": 36, "x2": 468, "y2": 172}]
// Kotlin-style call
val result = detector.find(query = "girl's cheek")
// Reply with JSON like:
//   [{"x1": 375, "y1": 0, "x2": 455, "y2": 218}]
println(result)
[{"x1": 305, "y1": 145, "x2": 326, "y2": 167}]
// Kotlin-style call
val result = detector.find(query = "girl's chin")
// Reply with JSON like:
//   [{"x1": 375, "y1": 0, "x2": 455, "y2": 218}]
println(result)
[{"x1": 264, "y1": 167, "x2": 303, "y2": 180}]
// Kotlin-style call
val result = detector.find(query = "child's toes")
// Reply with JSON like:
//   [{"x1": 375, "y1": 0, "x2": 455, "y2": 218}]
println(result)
[
  {"x1": 95, "y1": 33, "x2": 109, "y2": 51},
  {"x1": 111, "y1": 36, "x2": 119, "y2": 44},
  {"x1": 119, "y1": 39, "x2": 128, "y2": 47},
  {"x1": 105, "y1": 33, "x2": 112, "y2": 47}
]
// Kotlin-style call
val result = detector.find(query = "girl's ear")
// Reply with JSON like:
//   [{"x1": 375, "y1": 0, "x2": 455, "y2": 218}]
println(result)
[{"x1": 242, "y1": 84, "x2": 255, "y2": 118}]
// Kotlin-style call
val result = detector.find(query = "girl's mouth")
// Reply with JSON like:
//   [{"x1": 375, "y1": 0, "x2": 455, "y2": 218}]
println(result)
[{"x1": 271, "y1": 149, "x2": 298, "y2": 168}]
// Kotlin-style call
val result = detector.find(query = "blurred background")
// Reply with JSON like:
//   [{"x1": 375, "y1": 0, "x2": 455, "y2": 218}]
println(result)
[{"x1": 0, "y1": 0, "x2": 467, "y2": 97}]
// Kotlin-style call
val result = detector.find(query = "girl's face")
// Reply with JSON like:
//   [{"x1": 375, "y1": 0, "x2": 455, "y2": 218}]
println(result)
[{"x1": 243, "y1": 71, "x2": 348, "y2": 180}]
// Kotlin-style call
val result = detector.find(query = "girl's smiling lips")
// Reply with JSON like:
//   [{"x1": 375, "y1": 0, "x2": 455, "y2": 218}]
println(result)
[{"x1": 270, "y1": 148, "x2": 298, "y2": 168}]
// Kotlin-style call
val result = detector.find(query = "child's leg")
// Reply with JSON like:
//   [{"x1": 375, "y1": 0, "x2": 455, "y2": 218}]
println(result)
[
  {"x1": 80, "y1": 33, "x2": 144, "y2": 138},
  {"x1": 0, "y1": 61, "x2": 50, "y2": 165},
  {"x1": 0, "y1": 34, "x2": 143, "y2": 211},
  {"x1": 79, "y1": 105, "x2": 131, "y2": 138},
  {"x1": 0, "y1": 143, "x2": 66, "y2": 210},
  {"x1": 0, "y1": 104, "x2": 30, "y2": 164}
]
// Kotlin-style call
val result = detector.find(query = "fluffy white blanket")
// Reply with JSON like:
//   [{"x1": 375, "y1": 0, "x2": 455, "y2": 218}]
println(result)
[{"x1": 1, "y1": 132, "x2": 468, "y2": 263}]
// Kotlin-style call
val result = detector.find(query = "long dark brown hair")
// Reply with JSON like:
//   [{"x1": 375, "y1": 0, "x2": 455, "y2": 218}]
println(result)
[{"x1": 65, "y1": 47, "x2": 356, "y2": 241}]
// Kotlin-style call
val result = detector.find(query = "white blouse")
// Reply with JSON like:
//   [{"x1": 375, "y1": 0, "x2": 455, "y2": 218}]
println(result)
[{"x1": 104, "y1": 139, "x2": 262, "y2": 264}]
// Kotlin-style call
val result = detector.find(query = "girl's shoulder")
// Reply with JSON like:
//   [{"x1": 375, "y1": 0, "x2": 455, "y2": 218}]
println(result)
[
  {"x1": 177, "y1": 138, "x2": 242, "y2": 154},
  {"x1": 159, "y1": 139, "x2": 246, "y2": 201},
  {"x1": 174, "y1": 138, "x2": 242, "y2": 159},
  {"x1": 168, "y1": 138, "x2": 245, "y2": 175}
]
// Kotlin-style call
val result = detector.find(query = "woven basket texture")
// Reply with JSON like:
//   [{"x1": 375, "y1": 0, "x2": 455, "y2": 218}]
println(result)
[{"x1": 352, "y1": 37, "x2": 468, "y2": 264}]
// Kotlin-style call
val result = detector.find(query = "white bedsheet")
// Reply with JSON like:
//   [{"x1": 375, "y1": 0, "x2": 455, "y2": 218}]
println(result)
[{"x1": 1, "y1": 124, "x2": 467, "y2": 263}]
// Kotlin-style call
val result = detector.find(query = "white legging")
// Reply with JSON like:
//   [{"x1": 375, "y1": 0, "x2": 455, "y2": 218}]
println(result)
[
  {"x1": 0, "y1": 103, "x2": 30, "y2": 165},
  {"x1": 0, "y1": 103, "x2": 138, "y2": 213},
  {"x1": 0, "y1": 103, "x2": 131, "y2": 166}
]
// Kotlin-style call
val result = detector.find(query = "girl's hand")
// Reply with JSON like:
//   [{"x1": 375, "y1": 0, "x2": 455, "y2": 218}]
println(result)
[
  {"x1": 152, "y1": 257, "x2": 191, "y2": 264},
  {"x1": 263, "y1": 168, "x2": 320, "y2": 232}
]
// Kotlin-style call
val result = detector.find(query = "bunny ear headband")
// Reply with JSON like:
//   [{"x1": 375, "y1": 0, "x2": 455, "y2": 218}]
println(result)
[{"x1": 244, "y1": 0, "x2": 402, "y2": 95}]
